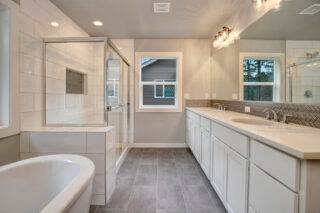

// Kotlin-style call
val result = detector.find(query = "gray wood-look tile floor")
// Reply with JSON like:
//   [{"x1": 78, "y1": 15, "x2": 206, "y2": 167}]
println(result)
[{"x1": 90, "y1": 148, "x2": 227, "y2": 213}]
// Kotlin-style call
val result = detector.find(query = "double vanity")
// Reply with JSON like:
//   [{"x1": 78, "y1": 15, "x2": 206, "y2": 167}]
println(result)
[{"x1": 186, "y1": 107, "x2": 320, "y2": 213}]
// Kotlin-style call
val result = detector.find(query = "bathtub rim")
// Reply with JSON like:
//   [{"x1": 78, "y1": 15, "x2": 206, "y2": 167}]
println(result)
[{"x1": 0, "y1": 154, "x2": 95, "y2": 213}]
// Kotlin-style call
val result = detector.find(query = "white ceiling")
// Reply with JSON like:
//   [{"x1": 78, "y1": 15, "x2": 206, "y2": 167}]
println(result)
[{"x1": 50, "y1": 0, "x2": 245, "y2": 39}]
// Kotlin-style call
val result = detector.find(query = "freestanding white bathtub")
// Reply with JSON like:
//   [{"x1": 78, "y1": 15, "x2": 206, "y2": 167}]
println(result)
[{"x1": 0, "y1": 155, "x2": 95, "y2": 213}]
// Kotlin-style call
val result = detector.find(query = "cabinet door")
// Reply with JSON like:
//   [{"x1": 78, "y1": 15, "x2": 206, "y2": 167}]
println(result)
[
  {"x1": 211, "y1": 137, "x2": 226, "y2": 201},
  {"x1": 194, "y1": 123, "x2": 201, "y2": 161},
  {"x1": 200, "y1": 129, "x2": 210, "y2": 178},
  {"x1": 186, "y1": 118, "x2": 191, "y2": 146},
  {"x1": 225, "y1": 146, "x2": 248, "y2": 213},
  {"x1": 249, "y1": 164, "x2": 299, "y2": 213}
]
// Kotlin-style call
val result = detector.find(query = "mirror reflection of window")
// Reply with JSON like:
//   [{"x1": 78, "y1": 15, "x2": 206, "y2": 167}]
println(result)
[
  {"x1": 243, "y1": 59, "x2": 275, "y2": 101},
  {"x1": 239, "y1": 53, "x2": 284, "y2": 102}
]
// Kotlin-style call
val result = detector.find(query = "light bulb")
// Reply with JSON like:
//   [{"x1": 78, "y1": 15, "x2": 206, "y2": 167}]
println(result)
[
  {"x1": 93, "y1": 20, "x2": 104, "y2": 26},
  {"x1": 50, "y1": 21, "x2": 59, "y2": 27}
]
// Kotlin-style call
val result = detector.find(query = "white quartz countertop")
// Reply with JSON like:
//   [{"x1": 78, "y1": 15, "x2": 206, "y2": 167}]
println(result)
[
  {"x1": 20, "y1": 126, "x2": 114, "y2": 133},
  {"x1": 187, "y1": 107, "x2": 320, "y2": 160}
]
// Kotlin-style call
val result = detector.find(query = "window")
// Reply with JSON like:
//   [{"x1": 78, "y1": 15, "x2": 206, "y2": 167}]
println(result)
[
  {"x1": 0, "y1": 3, "x2": 10, "y2": 129},
  {"x1": 135, "y1": 52, "x2": 183, "y2": 112},
  {"x1": 239, "y1": 53, "x2": 284, "y2": 102},
  {"x1": 154, "y1": 80, "x2": 175, "y2": 98},
  {"x1": 0, "y1": 0, "x2": 19, "y2": 138},
  {"x1": 243, "y1": 59, "x2": 274, "y2": 101},
  {"x1": 107, "y1": 79, "x2": 119, "y2": 97}
]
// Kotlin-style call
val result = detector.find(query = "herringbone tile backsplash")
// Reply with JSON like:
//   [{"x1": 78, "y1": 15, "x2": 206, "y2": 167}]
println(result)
[{"x1": 185, "y1": 99, "x2": 320, "y2": 128}]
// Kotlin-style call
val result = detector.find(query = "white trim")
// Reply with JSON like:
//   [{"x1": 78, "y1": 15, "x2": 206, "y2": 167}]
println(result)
[
  {"x1": 116, "y1": 146, "x2": 131, "y2": 173},
  {"x1": 153, "y1": 79, "x2": 175, "y2": 99},
  {"x1": 0, "y1": 0, "x2": 19, "y2": 138},
  {"x1": 132, "y1": 143, "x2": 188, "y2": 148},
  {"x1": 135, "y1": 52, "x2": 183, "y2": 113},
  {"x1": 239, "y1": 52, "x2": 285, "y2": 102}
]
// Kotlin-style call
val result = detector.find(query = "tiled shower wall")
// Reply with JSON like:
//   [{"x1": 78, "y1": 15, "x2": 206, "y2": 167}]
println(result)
[
  {"x1": 286, "y1": 40, "x2": 320, "y2": 103},
  {"x1": 19, "y1": 0, "x2": 90, "y2": 129},
  {"x1": 185, "y1": 99, "x2": 320, "y2": 128},
  {"x1": 45, "y1": 41, "x2": 105, "y2": 125}
]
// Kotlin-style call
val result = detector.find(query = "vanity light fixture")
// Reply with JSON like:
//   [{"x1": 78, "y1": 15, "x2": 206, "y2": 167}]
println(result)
[
  {"x1": 252, "y1": 0, "x2": 267, "y2": 9},
  {"x1": 213, "y1": 26, "x2": 232, "y2": 48},
  {"x1": 50, "y1": 21, "x2": 59, "y2": 27},
  {"x1": 93, "y1": 20, "x2": 103, "y2": 26},
  {"x1": 252, "y1": 0, "x2": 282, "y2": 11}
]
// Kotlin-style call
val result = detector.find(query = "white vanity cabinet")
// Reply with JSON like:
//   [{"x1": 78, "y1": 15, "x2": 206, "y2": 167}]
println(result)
[
  {"x1": 225, "y1": 146, "x2": 248, "y2": 213},
  {"x1": 186, "y1": 108, "x2": 320, "y2": 213},
  {"x1": 211, "y1": 137, "x2": 226, "y2": 200},
  {"x1": 210, "y1": 136, "x2": 248, "y2": 213},
  {"x1": 186, "y1": 111, "x2": 201, "y2": 161},
  {"x1": 249, "y1": 164, "x2": 299, "y2": 213},
  {"x1": 200, "y1": 116, "x2": 211, "y2": 178},
  {"x1": 200, "y1": 128, "x2": 210, "y2": 177}
]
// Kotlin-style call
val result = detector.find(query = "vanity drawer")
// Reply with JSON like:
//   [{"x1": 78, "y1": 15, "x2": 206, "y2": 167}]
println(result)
[
  {"x1": 211, "y1": 121, "x2": 249, "y2": 157},
  {"x1": 187, "y1": 110, "x2": 200, "y2": 124},
  {"x1": 200, "y1": 116, "x2": 210, "y2": 132},
  {"x1": 249, "y1": 164, "x2": 298, "y2": 213},
  {"x1": 251, "y1": 140, "x2": 300, "y2": 192}
]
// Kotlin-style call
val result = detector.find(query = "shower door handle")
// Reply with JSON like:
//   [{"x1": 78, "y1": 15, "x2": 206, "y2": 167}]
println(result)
[{"x1": 106, "y1": 104, "x2": 126, "y2": 111}]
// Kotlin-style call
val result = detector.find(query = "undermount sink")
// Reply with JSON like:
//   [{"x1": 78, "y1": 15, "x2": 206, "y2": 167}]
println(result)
[{"x1": 232, "y1": 118, "x2": 276, "y2": 126}]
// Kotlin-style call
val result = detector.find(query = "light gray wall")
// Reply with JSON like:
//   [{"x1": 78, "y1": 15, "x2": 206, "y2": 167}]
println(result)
[
  {"x1": 0, "y1": 134, "x2": 19, "y2": 166},
  {"x1": 211, "y1": 39, "x2": 286, "y2": 100},
  {"x1": 134, "y1": 39, "x2": 211, "y2": 144}
]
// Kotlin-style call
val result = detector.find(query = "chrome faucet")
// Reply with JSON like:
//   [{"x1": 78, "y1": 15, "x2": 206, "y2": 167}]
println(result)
[
  {"x1": 263, "y1": 108, "x2": 271, "y2": 120},
  {"x1": 263, "y1": 108, "x2": 279, "y2": 122},
  {"x1": 282, "y1": 114, "x2": 293, "y2": 124},
  {"x1": 214, "y1": 103, "x2": 222, "y2": 110}
]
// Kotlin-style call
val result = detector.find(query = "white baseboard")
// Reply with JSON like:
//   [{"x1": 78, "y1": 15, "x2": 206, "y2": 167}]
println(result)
[{"x1": 132, "y1": 143, "x2": 188, "y2": 148}]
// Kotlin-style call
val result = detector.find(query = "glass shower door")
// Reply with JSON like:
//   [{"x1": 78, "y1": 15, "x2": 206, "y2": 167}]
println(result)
[{"x1": 106, "y1": 47, "x2": 129, "y2": 161}]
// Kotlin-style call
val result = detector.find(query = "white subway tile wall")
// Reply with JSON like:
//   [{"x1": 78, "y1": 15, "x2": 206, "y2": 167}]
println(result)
[
  {"x1": 19, "y1": 0, "x2": 106, "y2": 128},
  {"x1": 286, "y1": 40, "x2": 320, "y2": 103}
]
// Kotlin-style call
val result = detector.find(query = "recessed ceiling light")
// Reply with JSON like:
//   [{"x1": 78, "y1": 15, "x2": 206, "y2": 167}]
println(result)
[
  {"x1": 118, "y1": 47, "x2": 123, "y2": 50},
  {"x1": 153, "y1": 2, "x2": 170, "y2": 13},
  {"x1": 50, "y1": 21, "x2": 59, "y2": 27},
  {"x1": 93, "y1": 20, "x2": 103, "y2": 26}
]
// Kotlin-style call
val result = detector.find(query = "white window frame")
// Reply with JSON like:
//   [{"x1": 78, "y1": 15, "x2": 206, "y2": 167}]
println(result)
[
  {"x1": 135, "y1": 52, "x2": 183, "y2": 112},
  {"x1": 0, "y1": 0, "x2": 19, "y2": 138},
  {"x1": 107, "y1": 79, "x2": 119, "y2": 98},
  {"x1": 239, "y1": 52, "x2": 285, "y2": 102},
  {"x1": 154, "y1": 79, "x2": 175, "y2": 99}
]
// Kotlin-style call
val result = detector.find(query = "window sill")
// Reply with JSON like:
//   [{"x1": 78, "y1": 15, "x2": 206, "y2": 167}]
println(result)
[{"x1": 135, "y1": 106, "x2": 182, "y2": 113}]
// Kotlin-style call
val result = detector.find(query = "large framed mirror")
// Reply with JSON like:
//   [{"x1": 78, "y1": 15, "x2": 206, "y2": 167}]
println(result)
[{"x1": 211, "y1": 0, "x2": 320, "y2": 104}]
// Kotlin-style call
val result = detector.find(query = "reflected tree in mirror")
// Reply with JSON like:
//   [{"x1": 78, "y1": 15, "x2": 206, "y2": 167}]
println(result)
[{"x1": 243, "y1": 59, "x2": 274, "y2": 101}]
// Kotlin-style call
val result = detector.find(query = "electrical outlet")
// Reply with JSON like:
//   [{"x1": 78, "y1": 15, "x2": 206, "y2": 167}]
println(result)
[
  {"x1": 212, "y1": 93, "x2": 217, "y2": 99},
  {"x1": 232, "y1": 93, "x2": 238, "y2": 100},
  {"x1": 184, "y1": 93, "x2": 190, "y2": 99},
  {"x1": 245, "y1": 106, "x2": 251, "y2": 113},
  {"x1": 205, "y1": 93, "x2": 210, "y2": 99}
]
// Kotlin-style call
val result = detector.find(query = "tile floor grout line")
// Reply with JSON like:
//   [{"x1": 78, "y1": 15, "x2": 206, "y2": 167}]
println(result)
[
  {"x1": 173, "y1": 149, "x2": 188, "y2": 213},
  {"x1": 156, "y1": 151, "x2": 159, "y2": 213},
  {"x1": 124, "y1": 150, "x2": 141, "y2": 212}
]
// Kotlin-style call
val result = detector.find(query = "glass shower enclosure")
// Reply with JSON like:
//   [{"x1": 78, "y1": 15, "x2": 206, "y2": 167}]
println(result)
[
  {"x1": 288, "y1": 57, "x2": 320, "y2": 104},
  {"x1": 44, "y1": 37, "x2": 130, "y2": 161}
]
